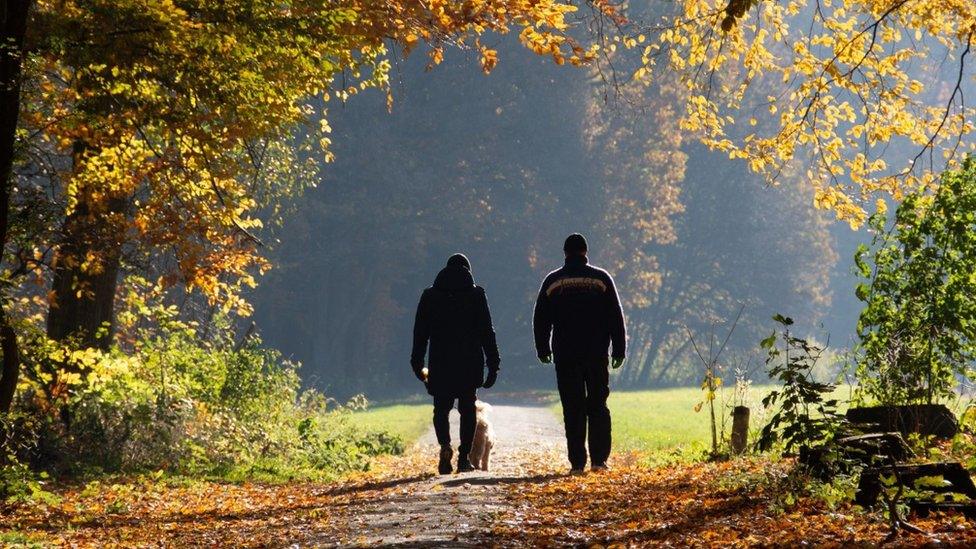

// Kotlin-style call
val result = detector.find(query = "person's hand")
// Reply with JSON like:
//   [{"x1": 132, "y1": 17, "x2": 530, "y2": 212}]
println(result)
[
  {"x1": 611, "y1": 357, "x2": 624, "y2": 369},
  {"x1": 539, "y1": 354, "x2": 552, "y2": 365},
  {"x1": 413, "y1": 366, "x2": 427, "y2": 382},
  {"x1": 483, "y1": 369, "x2": 498, "y2": 389}
]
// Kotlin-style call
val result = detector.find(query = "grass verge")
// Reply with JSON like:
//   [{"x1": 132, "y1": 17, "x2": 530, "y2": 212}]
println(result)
[{"x1": 347, "y1": 403, "x2": 431, "y2": 446}]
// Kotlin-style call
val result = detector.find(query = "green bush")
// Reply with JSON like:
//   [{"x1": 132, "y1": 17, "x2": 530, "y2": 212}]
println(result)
[
  {"x1": 757, "y1": 314, "x2": 845, "y2": 454},
  {"x1": 2, "y1": 307, "x2": 403, "y2": 492},
  {"x1": 854, "y1": 158, "x2": 976, "y2": 405}
]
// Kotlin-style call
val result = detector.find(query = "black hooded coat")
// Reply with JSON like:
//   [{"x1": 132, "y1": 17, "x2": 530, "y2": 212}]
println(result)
[{"x1": 410, "y1": 263, "x2": 500, "y2": 396}]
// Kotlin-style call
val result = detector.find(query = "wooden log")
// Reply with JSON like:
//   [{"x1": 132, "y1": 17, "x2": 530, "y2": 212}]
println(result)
[
  {"x1": 799, "y1": 432, "x2": 912, "y2": 480},
  {"x1": 910, "y1": 502, "x2": 976, "y2": 519},
  {"x1": 846, "y1": 405, "x2": 959, "y2": 439},
  {"x1": 856, "y1": 462, "x2": 976, "y2": 507},
  {"x1": 730, "y1": 406, "x2": 750, "y2": 455},
  {"x1": 835, "y1": 432, "x2": 913, "y2": 463}
]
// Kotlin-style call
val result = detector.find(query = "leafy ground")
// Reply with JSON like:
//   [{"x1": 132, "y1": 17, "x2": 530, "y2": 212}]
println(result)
[
  {"x1": 1, "y1": 476, "x2": 350, "y2": 547},
  {"x1": 4, "y1": 453, "x2": 974, "y2": 547},
  {"x1": 493, "y1": 455, "x2": 976, "y2": 547},
  {"x1": 5, "y1": 391, "x2": 976, "y2": 547}
]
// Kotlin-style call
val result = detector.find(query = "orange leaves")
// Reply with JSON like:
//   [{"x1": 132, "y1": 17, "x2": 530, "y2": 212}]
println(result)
[
  {"x1": 494, "y1": 456, "x2": 976, "y2": 547},
  {"x1": 479, "y1": 45, "x2": 499, "y2": 73},
  {"x1": 0, "y1": 477, "x2": 347, "y2": 547},
  {"x1": 6, "y1": 448, "x2": 976, "y2": 546}
]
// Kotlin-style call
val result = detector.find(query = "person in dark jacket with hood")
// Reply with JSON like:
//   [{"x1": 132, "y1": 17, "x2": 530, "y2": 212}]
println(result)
[
  {"x1": 533, "y1": 234, "x2": 625, "y2": 473},
  {"x1": 411, "y1": 253, "x2": 500, "y2": 474}
]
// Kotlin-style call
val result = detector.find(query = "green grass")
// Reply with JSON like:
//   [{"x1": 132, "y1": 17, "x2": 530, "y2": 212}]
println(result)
[
  {"x1": 605, "y1": 387, "x2": 744, "y2": 454},
  {"x1": 572, "y1": 384, "x2": 857, "y2": 458},
  {"x1": 349, "y1": 384, "x2": 859, "y2": 457},
  {"x1": 347, "y1": 403, "x2": 431, "y2": 446},
  {"x1": 0, "y1": 531, "x2": 48, "y2": 549},
  {"x1": 348, "y1": 390, "x2": 717, "y2": 456},
  {"x1": 551, "y1": 386, "x2": 780, "y2": 459},
  {"x1": 352, "y1": 389, "x2": 720, "y2": 453}
]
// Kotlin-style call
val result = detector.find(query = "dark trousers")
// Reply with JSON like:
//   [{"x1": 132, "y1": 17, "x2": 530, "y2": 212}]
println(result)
[
  {"x1": 555, "y1": 358, "x2": 611, "y2": 468},
  {"x1": 433, "y1": 390, "x2": 477, "y2": 457}
]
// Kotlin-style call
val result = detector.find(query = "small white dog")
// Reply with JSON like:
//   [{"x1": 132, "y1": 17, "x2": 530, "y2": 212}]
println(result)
[{"x1": 468, "y1": 400, "x2": 495, "y2": 471}]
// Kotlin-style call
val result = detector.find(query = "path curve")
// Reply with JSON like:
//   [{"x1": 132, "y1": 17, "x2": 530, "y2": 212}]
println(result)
[{"x1": 339, "y1": 403, "x2": 565, "y2": 547}]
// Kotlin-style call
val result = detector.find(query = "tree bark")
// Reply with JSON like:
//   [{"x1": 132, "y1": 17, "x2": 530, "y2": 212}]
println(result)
[
  {"x1": 46, "y1": 203, "x2": 123, "y2": 351},
  {"x1": 0, "y1": 301, "x2": 19, "y2": 413},
  {"x1": 0, "y1": 0, "x2": 32, "y2": 414}
]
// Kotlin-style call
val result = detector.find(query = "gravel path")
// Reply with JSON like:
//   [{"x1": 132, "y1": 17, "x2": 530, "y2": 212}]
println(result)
[
  {"x1": 339, "y1": 403, "x2": 565, "y2": 547},
  {"x1": 417, "y1": 404, "x2": 564, "y2": 457}
]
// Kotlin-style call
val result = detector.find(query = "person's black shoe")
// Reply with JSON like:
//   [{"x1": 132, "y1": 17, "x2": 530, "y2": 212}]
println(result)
[
  {"x1": 591, "y1": 463, "x2": 610, "y2": 472},
  {"x1": 457, "y1": 456, "x2": 475, "y2": 473},
  {"x1": 569, "y1": 465, "x2": 586, "y2": 475},
  {"x1": 438, "y1": 445, "x2": 453, "y2": 475}
]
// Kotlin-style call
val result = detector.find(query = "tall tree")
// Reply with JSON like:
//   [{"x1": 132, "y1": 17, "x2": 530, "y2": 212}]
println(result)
[
  {"x1": 600, "y1": 136, "x2": 836, "y2": 387},
  {"x1": 19, "y1": 0, "x2": 587, "y2": 339},
  {"x1": 0, "y1": 0, "x2": 32, "y2": 413},
  {"x1": 2, "y1": 0, "x2": 598, "y2": 408}
]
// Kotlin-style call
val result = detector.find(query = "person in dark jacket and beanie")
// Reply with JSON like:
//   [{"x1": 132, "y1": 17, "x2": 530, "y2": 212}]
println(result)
[
  {"x1": 411, "y1": 253, "x2": 500, "y2": 474},
  {"x1": 533, "y1": 234, "x2": 625, "y2": 473}
]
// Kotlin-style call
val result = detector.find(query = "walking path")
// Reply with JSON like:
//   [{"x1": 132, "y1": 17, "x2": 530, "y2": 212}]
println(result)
[{"x1": 336, "y1": 404, "x2": 565, "y2": 547}]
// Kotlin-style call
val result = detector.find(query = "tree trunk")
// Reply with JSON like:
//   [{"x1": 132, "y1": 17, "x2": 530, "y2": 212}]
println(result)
[
  {"x1": 0, "y1": 302, "x2": 20, "y2": 414},
  {"x1": 47, "y1": 193, "x2": 124, "y2": 351},
  {"x1": 0, "y1": 0, "x2": 32, "y2": 414},
  {"x1": 650, "y1": 337, "x2": 693, "y2": 386}
]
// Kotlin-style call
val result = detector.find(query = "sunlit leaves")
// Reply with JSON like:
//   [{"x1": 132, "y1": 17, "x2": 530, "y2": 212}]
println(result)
[
  {"x1": 21, "y1": 0, "x2": 600, "y2": 318},
  {"x1": 629, "y1": 0, "x2": 976, "y2": 227}
]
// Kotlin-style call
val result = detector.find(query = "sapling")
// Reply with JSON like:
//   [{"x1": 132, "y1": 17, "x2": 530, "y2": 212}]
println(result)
[{"x1": 689, "y1": 305, "x2": 744, "y2": 457}]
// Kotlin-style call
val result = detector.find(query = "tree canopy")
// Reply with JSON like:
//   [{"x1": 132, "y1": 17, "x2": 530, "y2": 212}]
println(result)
[
  {"x1": 626, "y1": 0, "x2": 975, "y2": 227},
  {"x1": 0, "y1": 0, "x2": 971, "y2": 407},
  {"x1": 0, "y1": 0, "x2": 597, "y2": 409},
  {"x1": 21, "y1": 0, "x2": 585, "y2": 320}
]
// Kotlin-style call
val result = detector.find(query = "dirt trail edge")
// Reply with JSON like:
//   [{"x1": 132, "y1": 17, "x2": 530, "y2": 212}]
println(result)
[{"x1": 334, "y1": 404, "x2": 565, "y2": 547}]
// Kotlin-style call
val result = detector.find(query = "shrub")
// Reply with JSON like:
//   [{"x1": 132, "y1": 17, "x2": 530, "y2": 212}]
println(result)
[
  {"x1": 757, "y1": 314, "x2": 844, "y2": 454},
  {"x1": 3, "y1": 305, "x2": 403, "y2": 490},
  {"x1": 854, "y1": 158, "x2": 976, "y2": 405}
]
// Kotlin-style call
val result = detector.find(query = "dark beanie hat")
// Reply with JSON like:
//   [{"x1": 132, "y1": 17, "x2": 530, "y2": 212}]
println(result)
[
  {"x1": 446, "y1": 253, "x2": 471, "y2": 271},
  {"x1": 563, "y1": 233, "x2": 588, "y2": 254}
]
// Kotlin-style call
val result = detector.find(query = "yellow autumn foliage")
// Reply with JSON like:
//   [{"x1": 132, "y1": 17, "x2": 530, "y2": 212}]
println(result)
[
  {"x1": 23, "y1": 0, "x2": 593, "y2": 314},
  {"x1": 634, "y1": 0, "x2": 976, "y2": 226}
]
